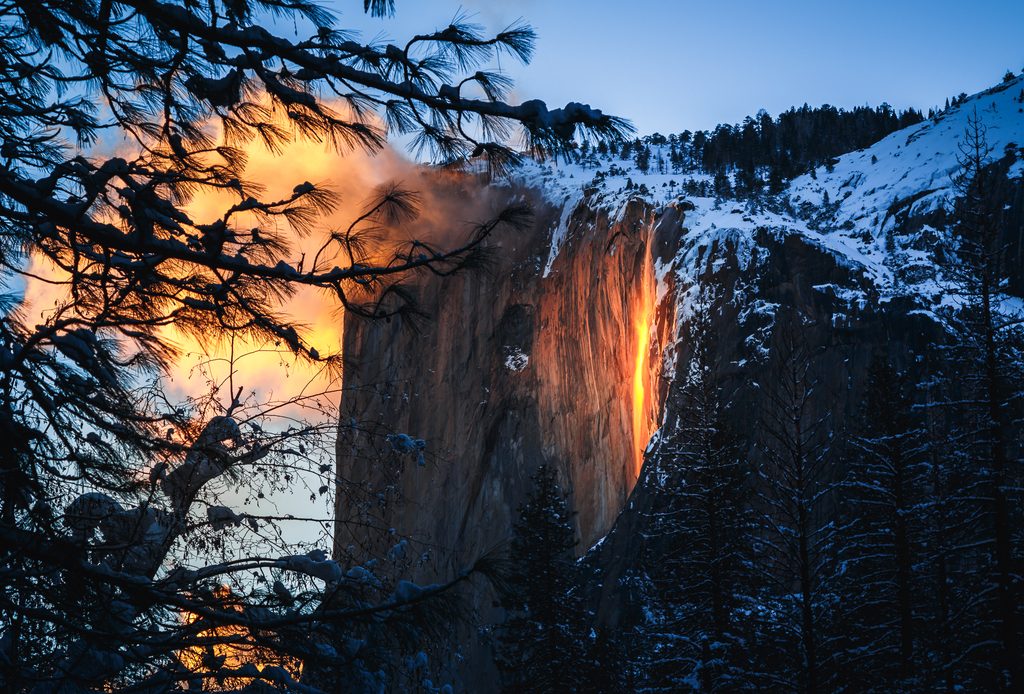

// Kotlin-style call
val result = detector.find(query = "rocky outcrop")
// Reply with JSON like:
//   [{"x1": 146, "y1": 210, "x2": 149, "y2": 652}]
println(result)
[
  {"x1": 333, "y1": 181, "x2": 674, "y2": 581},
  {"x1": 334, "y1": 174, "x2": 957, "y2": 690},
  {"x1": 333, "y1": 178, "x2": 678, "y2": 687}
]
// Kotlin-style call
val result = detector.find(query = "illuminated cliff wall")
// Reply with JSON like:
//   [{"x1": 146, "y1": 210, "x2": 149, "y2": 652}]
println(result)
[{"x1": 333, "y1": 185, "x2": 676, "y2": 572}]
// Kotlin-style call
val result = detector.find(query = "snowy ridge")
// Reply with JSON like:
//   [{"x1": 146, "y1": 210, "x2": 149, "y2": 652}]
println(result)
[
  {"x1": 512, "y1": 76, "x2": 1024, "y2": 309},
  {"x1": 792, "y1": 78, "x2": 1024, "y2": 231},
  {"x1": 786, "y1": 76, "x2": 1024, "y2": 296}
]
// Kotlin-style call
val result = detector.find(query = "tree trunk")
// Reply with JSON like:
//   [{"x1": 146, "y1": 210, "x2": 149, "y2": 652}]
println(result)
[
  {"x1": 892, "y1": 448, "x2": 915, "y2": 678},
  {"x1": 982, "y1": 279, "x2": 1020, "y2": 691}
]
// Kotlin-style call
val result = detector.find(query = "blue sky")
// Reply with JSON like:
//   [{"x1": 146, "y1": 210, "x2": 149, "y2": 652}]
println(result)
[{"x1": 334, "y1": 0, "x2": 1024, "y2": 135}]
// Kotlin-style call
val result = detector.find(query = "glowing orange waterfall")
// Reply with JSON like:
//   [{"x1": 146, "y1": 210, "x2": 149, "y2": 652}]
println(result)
[{"x1": 631, "y1": 289, "x2": 656, "y2": 479}]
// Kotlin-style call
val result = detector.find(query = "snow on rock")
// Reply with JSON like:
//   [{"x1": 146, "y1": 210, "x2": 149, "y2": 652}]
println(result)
[
  {"x1": 541, "y1": 190, "x2": 582, "y2": 277},
  {"x1": 511, "y1": 75, "x2": 1024, "y2": 314},
  {"x1": 784, "y1": 77, "x2": 1024, "y2": 294},
  {"x1": 503, "y1": 346, "x2": 529, "y2": 372}
]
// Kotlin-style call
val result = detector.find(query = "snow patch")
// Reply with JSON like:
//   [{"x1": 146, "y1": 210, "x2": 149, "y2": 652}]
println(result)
[
  {"x1": 503, "y1": 346, "x2": 529, "y2": 372},
  {"x1": 542, "y1": 192, "x2": 582, "y2": 278}
]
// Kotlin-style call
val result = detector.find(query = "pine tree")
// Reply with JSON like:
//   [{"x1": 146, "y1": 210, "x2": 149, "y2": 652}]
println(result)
[
  {"x1": 828, "y1": 356, "x2": 930, "y2": 691},
  {"x1": 0, "y1": 2, "x2": 631, "y2": 689},
  {"x1": 495, "y1": 465, "x2": 585, "y2": 693},
  {"x1": 754, "y1": 315, "x2": 839, "y2": 694},
  {"x1": 635, "y1": 143, "x2": 652, "y2": 174},
  {"x1": 713, "y1": 170, "x2": 732, "y2": 198},
  {"x1": 635, "y1": 283, "x2": 760, "y2": 691},
  {"x1": 577, "y1": 626, "x2": 631, "y2": 693},
  {"x1": 941, "y1": 111, "x2": 1024, "y2": 690}
]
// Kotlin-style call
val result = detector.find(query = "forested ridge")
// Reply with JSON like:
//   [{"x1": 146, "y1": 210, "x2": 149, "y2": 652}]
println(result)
[{"x1": 580, "y1": 102, "x2": 925, "y2": 194}]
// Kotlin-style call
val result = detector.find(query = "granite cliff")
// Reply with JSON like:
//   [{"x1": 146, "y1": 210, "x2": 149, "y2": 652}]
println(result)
[
  {"x1": 333, "y1": 76, "x2": 1024, "y2": 689},
  {"x1": 333, "y1": 181, "x2": 674, "y2": 568}
]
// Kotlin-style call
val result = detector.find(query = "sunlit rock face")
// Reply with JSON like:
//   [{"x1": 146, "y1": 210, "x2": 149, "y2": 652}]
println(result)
[
  {"x1": 333, "y1": 183, "x2": 674, "y2": 573},
  {"x1": 583, "y1": 227, "x2": 947, "y2": 628},
  {"x1": 332, "y1": 176, "x2": 944, "y2": 690}
]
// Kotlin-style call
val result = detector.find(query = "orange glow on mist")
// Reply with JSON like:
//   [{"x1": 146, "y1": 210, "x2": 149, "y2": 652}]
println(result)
[
  {"x1": 20, "y1": 104, "x2": 499, "y2": 414},
  {"x1": 165, "y1": 136, "x2": 397, "y2": 407},
  {"x1": 179, "y1": 586, "x2": 300, "y2": 690},
  {"x1": 18, "y1": 130, "x2": 399, "y2": 412}
]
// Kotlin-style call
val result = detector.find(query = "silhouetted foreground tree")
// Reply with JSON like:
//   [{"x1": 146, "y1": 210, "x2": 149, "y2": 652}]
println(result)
[
  {"x1": 0, "y1": 1, "x2": 629, "y2": 690},
  {"x1": 495, "y1": 465, "x2": 587, "y2": 693}
]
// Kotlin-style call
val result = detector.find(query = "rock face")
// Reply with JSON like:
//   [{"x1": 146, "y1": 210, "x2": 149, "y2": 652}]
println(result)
[
  {"x1": 333, "y1": 183, "x2": 674, "y2": 574},
  {"x1": 333, "y1": 178, "x2": 676, "y2": 687},
  {"x1": 333, "y1": 185, "x2": 951, "y2": 690},
  {"x1": 334, "y1": 78, "x2": 1024, "y2": 690}
]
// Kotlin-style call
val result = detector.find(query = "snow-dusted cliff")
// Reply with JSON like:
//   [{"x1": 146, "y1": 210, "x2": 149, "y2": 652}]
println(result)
[
  {"x1": 334, "y1": 75, "x2": 1024, "y2": 689},
  {"x1": 333, "y1": 185, "x2": 674, "y2": 564}
]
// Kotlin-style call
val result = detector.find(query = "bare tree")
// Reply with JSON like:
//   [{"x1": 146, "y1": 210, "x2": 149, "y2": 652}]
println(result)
[{"x1": 754, "y1": 315, "x2": 838, "y2": 694}]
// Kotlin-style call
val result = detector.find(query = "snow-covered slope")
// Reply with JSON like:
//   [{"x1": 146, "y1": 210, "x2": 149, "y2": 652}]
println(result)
[
  {"x1": 513, "y1": 75, "x2": 1024, "y2": 313},
  {"x1": 787, "y1": 77, "x2": 1024, "y2": 295},
  {"x1": 791, "y1": 79, "x2": 1024, "y2": 233}
]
